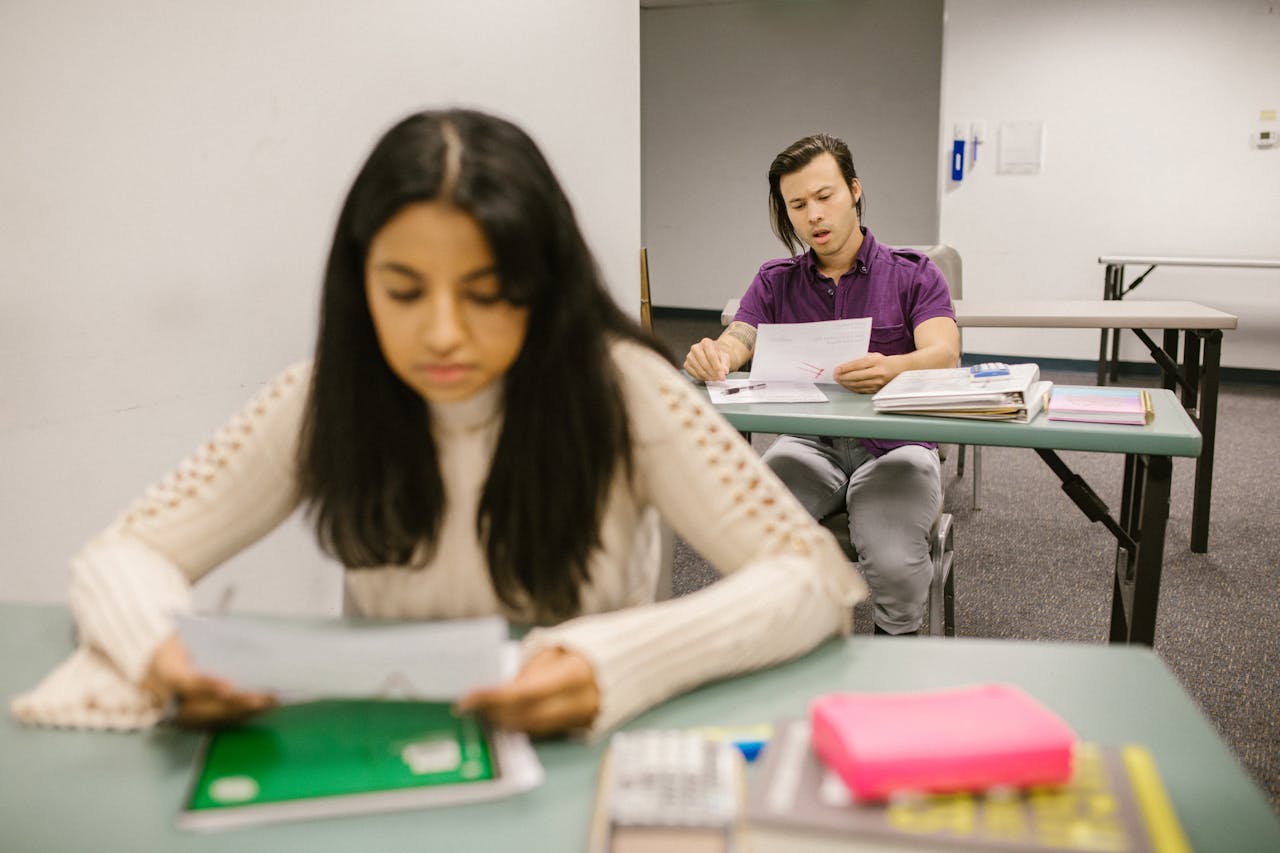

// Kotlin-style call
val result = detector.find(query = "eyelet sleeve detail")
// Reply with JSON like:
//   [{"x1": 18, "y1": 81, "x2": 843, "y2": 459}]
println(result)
[
  {"x1": 631, "y1": 377, "x2": 835, "y2": 564},
  {"x1": 44, "y1": 362, "x2": 316, "y2": 717},
  {"x1": 512, "y1": 341, "x2": 871, "y2": 736},
  {"x1": 115, "y1": 363, "x2": 310, "y2": 575}
]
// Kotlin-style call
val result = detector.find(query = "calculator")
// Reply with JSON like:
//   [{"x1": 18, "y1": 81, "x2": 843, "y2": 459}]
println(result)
[
  {"x1": 588, "y1": 729, "x2": 743, "y2": 853},
  {"x1": 969, "y1": 362, "x2": 1011, "y2": 377}
]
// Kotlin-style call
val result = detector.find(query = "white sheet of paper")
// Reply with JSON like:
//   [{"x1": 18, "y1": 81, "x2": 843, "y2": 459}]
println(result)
[
  {"x1": 749, "y1": 318, "x2": 870, "y2": 384},
  {"x1": 998, "y1": 120, "x2": 1044, "y2": 174},
  {"x1": 707, "y1": 379, "x2": 828, "y2": 404},
  {"x1": 176, "y1": 614, "x2": 508, "y2": 702}
]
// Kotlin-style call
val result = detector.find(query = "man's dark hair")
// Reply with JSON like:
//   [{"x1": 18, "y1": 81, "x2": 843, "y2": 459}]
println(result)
[
  {"x1": 767, "y1": 133, "x2": 864, "y2": 255},
  {"x1": 297, "y1": 108, "x2": 668, "y2": 623}
]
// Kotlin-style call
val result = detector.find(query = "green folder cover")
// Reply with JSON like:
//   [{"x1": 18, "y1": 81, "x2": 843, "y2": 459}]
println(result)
[{"x1": 178, "y1": 699, "x2": 537, "y2": 831}]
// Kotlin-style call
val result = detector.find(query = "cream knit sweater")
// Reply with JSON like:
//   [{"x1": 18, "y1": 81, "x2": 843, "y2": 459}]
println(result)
[{"x1": 11, "y1": 339, "x2": 866, "y2": 736}]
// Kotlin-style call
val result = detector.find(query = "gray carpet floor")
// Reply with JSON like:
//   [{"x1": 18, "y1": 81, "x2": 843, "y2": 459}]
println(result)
[{"x1": 653, "y1": 311, "x2": 1280, "y2": 812}]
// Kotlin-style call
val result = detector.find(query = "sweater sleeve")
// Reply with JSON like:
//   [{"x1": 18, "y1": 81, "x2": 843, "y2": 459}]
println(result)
[
  {"x1": 13, "y1": 364, "x2": 313, "y2": 732},
  {"x1": 523, "y1": 342, "x2": 867, "y2": 736}
]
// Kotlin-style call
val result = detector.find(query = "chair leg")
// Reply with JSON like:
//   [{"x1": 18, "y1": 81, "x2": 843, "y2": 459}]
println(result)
[
  {"x1": 927, "y1": 513, "x2": 956, "y2": 637},
  {"x1": 973, "y1": 447, "x2": 983, "y2": 510},
  {"x1": 943, "y1": 547, "x2": 956, "y2": 637},
  {"x1": 654, "y1": 516, "x2": 675, "y2": 602}
]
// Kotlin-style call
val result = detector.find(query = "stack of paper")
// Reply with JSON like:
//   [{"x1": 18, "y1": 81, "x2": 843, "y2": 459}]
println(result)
[
  {"x1": 745, "y1": 721, "x2": 1190, "y2": 852},
  {"x1": 871, "y1": 363, "x2": 1052, "y2": 423},
  {"x1": 176, "y1": 613, "x2": 509, "y2": 702},
  {"x1": 707, "y1": 380, "x2": 828, "y2": 404}
]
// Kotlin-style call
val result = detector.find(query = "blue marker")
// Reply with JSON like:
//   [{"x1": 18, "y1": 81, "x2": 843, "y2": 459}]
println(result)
[{"x1": 689, "y1": 724, "x2": 773, "y2": 763}]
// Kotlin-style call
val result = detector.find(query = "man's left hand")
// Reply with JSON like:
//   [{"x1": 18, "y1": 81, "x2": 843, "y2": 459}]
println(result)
[
  {"x1": 834, "y1": 352, "x2": 901, "y2": 393},
  {"x1": 455, "y1": 646, "x2": 600, "y2": 736}
]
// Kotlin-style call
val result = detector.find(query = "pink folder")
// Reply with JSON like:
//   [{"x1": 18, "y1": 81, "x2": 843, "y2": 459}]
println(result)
[{"x1": 809, "y1": 684, "x2": 1076, "y2": 800}]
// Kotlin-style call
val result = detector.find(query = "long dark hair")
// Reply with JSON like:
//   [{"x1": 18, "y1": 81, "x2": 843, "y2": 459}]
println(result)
[
  {"x1": 767, "y1": 133, "x2": 864, "y2": 255},
  {"x1": 298, "y1": 109, "x2": 668, "y2": 623}
]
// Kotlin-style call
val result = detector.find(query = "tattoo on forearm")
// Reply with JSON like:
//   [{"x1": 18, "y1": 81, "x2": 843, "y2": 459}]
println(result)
[{"x1": 726, "y1": 322, "x2": 757, "y2": 353}]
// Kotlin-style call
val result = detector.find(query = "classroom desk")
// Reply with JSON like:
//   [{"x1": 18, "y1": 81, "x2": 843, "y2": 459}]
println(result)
[
  {"x1": 1097, "y1": 255, "x2": 1278, "y2": 383},
  {"x1": 4, "y1": 604, "x2": 1277, "y2": 852},
  {"x1": 954, "y1": 298, "x2": 1235, "y2": 554},
  {"x1": 719, "y1": 296, "x2": 1231, "y2": 552},
  {"x1": 703, "y1": 383, "x2": 1200, "y2": 646}
]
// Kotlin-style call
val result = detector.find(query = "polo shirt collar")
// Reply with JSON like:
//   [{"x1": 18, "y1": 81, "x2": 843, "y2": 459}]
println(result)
[{"x1": 800, "y1": 227, "x2": 876, "y2": 282}]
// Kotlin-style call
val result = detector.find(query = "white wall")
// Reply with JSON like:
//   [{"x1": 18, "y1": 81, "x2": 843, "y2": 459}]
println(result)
[
  {"x1": 0, "y1": 0, "x2": 639, "y2": 608},
  {"x1": 642, "y1": 0, "x2": 944, "y2": 311},
  {"x1": 940, "y1": 0, "x2": 1280, "y2": 369}
]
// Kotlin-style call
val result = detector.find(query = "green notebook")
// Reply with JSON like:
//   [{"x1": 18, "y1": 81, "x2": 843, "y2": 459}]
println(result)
[{"x1": 178, "y1": 699, "x2": 541, "y2": 831}]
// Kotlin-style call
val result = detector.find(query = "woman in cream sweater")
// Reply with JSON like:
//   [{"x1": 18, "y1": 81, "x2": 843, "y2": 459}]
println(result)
[{"x1": 13, "y1": 109, "x2": 865, "y2": 737}]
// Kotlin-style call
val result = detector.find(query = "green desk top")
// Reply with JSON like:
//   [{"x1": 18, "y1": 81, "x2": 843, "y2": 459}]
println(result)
[
  {"x1": 4, "y1": 604, "x2": 1275, "y2": 852},
  {"x1": 703, "y1": 382, "x2": 1201, "y2": 457}
]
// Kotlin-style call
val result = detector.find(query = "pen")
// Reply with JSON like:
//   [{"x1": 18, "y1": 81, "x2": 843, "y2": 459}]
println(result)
[{"x1": 722, "y1": 383, "x2": 767, "y2": 395}]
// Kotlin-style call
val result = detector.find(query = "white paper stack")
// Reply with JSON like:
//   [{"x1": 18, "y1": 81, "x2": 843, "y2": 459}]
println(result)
[{"x1": 872, "y1": 364, "x2": 1052, "y2": 423}]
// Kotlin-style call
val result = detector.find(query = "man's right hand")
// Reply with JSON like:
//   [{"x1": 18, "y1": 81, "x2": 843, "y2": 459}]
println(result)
[
  {"x1": 143, "y1": 634, "x2": 276, "y2": 726},
  {"x1": 684, "y1": 338, "x2": 733, "y2": 381}
]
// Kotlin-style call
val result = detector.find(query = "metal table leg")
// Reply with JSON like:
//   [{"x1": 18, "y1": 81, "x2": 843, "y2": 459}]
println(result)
[
  {"x1": 1108, "y1": 270, "x2": 1124, "y2": 382},
  {"x1": 1098, "y1": 265, "x2": 1118, "y2": 385},
  {"x1": 1191, "y1": 331, "x2": 1222, "y2": 553},
  {"x1": 1115, "y1": 453, "x2": 1173, "y2": 645},
  {"x1": 1032, "y1": 448, "x2": 1173, "y2": 645}
]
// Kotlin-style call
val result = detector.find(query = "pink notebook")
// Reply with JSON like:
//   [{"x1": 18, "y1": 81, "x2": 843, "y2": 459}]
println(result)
[
  {"x1": 1047, "y1": 387, "x2": 1152, "y2": 425},
  {"x1": 809, "y1": 684, "x2": 1076, "y2": 800}
]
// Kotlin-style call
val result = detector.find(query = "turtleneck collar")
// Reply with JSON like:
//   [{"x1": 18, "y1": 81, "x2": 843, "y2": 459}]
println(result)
[{"x1": 426, "y1": 378, "x2": 505, "y2": 435}]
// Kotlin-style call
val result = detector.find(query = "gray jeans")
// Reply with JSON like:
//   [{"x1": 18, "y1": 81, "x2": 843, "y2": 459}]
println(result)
[{"x1": 761, "y1": 436, "x2": 942, "y2": 633}]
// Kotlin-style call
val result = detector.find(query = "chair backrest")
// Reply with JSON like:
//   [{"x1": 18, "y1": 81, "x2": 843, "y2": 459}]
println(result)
[{"x1": 906, "y1": 244, "x2": 962, "y2": 300}]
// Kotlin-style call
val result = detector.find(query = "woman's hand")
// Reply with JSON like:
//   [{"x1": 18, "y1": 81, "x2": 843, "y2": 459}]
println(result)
[
  {"x1": 455, "y1": 646, "x2": 600, "y2": 736},
  {"x1": 143, "y1": 634, "x2": 276, "y2": 726}
]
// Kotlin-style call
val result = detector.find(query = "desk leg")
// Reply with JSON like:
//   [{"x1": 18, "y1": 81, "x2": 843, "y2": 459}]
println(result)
[
  {"x1": 1110, "y1": 455, "x2": 1139, "y2": 643},
  {"x1": 1118, "y1": 454, "x2": 1137, "y2": 536},
  {"x1": 1161, "y1": 330, "x2": 1179, "y2": 393},
  {"x1": 1191, "y1": 331, "x2": 1221, "y2": 553},
  {"x1": 1108, "y1": 266, "x2": 1124, "y2": 382},
  {"x1": 1111, "y1": 453, "x2": 1172, "y2": 646},
  {"x1": 1182, "y1": 331, "x2": 1202, "y2": 411},
  {"x1": 1099, "y1": 265, "x2": 1120, "y2": 385}
]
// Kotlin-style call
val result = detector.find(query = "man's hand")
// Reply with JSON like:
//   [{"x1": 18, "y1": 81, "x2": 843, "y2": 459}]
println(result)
[
  {"x1": 684, "y1": 338, "x2": 733, "y2": 381},
  {"x1": 834, "y1": 352, "x2": 902, "y2": 393},
  {"x1": 143, "y1": 634, "x2": 276, "y2": 726},
  {"x1": 684, "y1": 321, "x2": 756, "y2": 381},
  {"x1": 836, "y1": 317, "x2": 960, "y2": 393},
  {"x1": 455, "y1": 646, "x2": 600, "y2": 737}
]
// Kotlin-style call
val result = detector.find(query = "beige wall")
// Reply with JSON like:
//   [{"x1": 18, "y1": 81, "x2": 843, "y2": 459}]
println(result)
[
  {"x1": 642, "y1": 0, "x2": 944, "y2": 310},
  {"x1": 940, "y1": 0, "x2": 1280, "y2": 368},
  {"x1": 0, "y1": 0, "x2": 640, "y2": 607}
]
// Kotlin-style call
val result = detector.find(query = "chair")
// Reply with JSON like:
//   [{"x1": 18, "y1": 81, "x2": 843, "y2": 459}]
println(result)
[
  {"x1": 905, "y1": 244, "x2": 981, "y2": 509},
  {"x1": 821, "y1": 509, "x2": 956, "y2": 637}
]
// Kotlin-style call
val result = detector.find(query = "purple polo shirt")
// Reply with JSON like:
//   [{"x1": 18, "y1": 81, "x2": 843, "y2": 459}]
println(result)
[{"x1": 735, "y1": 229, "x2": 955, "y2": 457}]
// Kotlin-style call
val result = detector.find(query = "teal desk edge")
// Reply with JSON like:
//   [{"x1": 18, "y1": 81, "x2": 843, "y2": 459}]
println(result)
[
  {"x1": 702, "y1": 381, "x2": 1201, "y2": 457},
  {"x1": 4, "y1": 605, "x2": 1275, "y2": 851}
]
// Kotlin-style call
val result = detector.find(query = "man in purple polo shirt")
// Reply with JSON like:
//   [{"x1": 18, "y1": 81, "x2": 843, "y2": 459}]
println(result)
[{"x1": 684, "y1": 133, "x2": 959, "y2": 636}]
